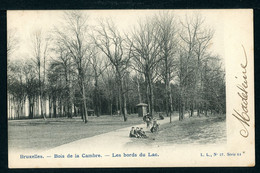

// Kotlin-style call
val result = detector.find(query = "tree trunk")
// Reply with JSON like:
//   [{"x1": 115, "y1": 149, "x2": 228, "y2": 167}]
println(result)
[
  {"x1": 123, "y1": 92, "x2": 127, "y2": 121},
  {"x1": 29, "y1": 97, "x2": 34, "y2": 119},
  {"x1": 165, "y1": 86, "x2": 169, "y2": 117},
  {"x1": 53, "y1": 98, "x2": 57, "y2": 118},
  {"x1": 190, "y1": 101, "x2": 194, "y2": 117},
  {"x1": 99, "y1": 96, "x2": 102, "y2": 116},
  {"x1": 137, "y1": 79, "x2": 142, "y2": 103},
  {"x1": 30, "y1": 103, "x2": 34, "y2": 119},
  {"x1": 40, "y1": 96, "x2": 45, "y2": 119},
  {"x1": 17, "y1": 100, "x2": 21, "y2": 119},
  {"x1": 94, "y1": 75, "x2": 100, "y2": 117},
  {"x1": 94, "y1": 88, "x2": 99, "y2": 117},
  {"x1": 169, "y1": 85, "x2": 173, "y2": 123},
  {"x1": 146, "y1": 82, "x2": 151, "y2": 114},
  {"x1": 110, "y1": 101, "x2": 113, "y2": 116},
  {"x1": 81, "y1": 80, "x2": 88, "y2": 123},
  {"x1": 39, "y1": 71, "x2": 46, "y2": 120},
  {"x1": 147, "y1": 75, "x2": 154, "y2": 117},
  {"x1": 80, "y1": 104, "x2": 83, "y2": 119},
  {"x1": 58, "y1": 97, "x2": 61, "y2": 117},
  {"x1": 70, "y1": 82, "x2": 74, "y2": 118},
  {"x1": 118, "y1": 85, "x2": 122, "y2": 116},
  {"x1": 49, "y1": 96, "x2": 52, "y2": 118},
  {"x1": 116, "y1": 94, "x2": 118, "y2": 114},
  {"x1": 197, "y1": 103, "x2": 200, "y2": 117},
  {"x1": 35, "y1": 96, "x2": 38, "y2": 117},
  {"x1": 74, "y1": 105, "x2": 76, "y2": 117},
  {"x1": 119, "y1": 78, "x2": 127, "y2": 121},
  {"x1": 165, "y1": 57, "x2": 169, "y2": 117},
  {"x1": 179, "y1": 90, "x2": 184, "y2": 121},
  {"x1": 179, "y1": 100, "x2": 183, "y2": 121}
]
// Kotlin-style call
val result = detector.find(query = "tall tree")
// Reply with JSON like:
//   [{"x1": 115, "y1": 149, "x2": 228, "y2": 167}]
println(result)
[
  {"x1": 7, "y1": 28, "x2": 20, "y2": 119},
  {"x1": 201, "y1": 55, "x2": 225, "y2": 115},
  {"x1": 23, "y1": 61, "x2": 38, "y2": 119},
  {"x1": 92, "y1": 19, "x2": 131, "y2": 121},
  {"x1": 31, "y1": 30, "x2": 48, "y2": 120},
  {"x1": 8, "y1": 60, "x2": 26, "y2": 119},
  {"x1": 100, "y1": 65, "x2": 117, "y2": 116},
  {"x1": 89, "y1": 51, "x2": 108, "y2": 117},
  {"x1": 155, "y1": 12, "x2": 178, "y2": 122},
  {"x1": 54, "y1": 11, "x2": 90, "y2": 123},
  {"x1": 178, "y1": 14, "x2": 214, "y2": 120},
  {"x1": 49, "y1": 42, "x2": 75, "y2": 118},
  {"x1": 127, "y1": 17, "x2": 162, "y2": 117}
]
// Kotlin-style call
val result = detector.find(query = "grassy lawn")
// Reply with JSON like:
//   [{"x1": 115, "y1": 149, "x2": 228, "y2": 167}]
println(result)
[
  {"x1": 8, "y1": 114, "x2": 144, "y2": 151},
  {"x1": 8, "y1": 113, "x2": 226, "y2": 151},
  {"x1": 126, "y1": 115, "x2": 226, "y2": 147}
]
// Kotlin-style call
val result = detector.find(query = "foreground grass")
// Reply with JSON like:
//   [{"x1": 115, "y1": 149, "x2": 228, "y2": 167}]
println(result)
[
  {"x1": 9, "y1": 113, "x2": 226, "y2": 151},
  {"x1": 126, "y1": 115, "x2": 226, "y2": 147},
  {"x1": 8, "y1": 114, "x2": 143, "y2": 151}
]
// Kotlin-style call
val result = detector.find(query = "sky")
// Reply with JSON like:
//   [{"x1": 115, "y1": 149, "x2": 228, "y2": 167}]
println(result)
[{"x1": 7, "y1": 10, "x2": 226, "y2": 61}]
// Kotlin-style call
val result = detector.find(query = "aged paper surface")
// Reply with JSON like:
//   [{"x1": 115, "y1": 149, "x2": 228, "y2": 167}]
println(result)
[{"x1": 7, "y1": 9, "x2": 254, "y2": 168}]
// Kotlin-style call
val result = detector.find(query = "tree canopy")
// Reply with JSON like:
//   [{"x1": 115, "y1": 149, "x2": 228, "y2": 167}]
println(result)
[{"x1": 7, "y1": 11, "x2": 226, "y2": 122}]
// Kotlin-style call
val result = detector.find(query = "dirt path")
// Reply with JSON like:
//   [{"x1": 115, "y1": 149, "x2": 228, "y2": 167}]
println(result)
[
  {"x1": 10, "y1": 115, "x2": 226, "y2": 168},
  {"x1": 43, "y1": 116, "x2": 176, "y2": 154}
]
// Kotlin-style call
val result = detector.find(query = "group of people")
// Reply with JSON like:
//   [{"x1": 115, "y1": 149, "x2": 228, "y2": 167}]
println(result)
[
  {"x1": 129, "y1": 127, "x2": 148, "y2": 138},
  {"x1": 143, "y1": 114, "x2": 160, "y2": 133},
  {"x1": 129, "y1": 113, "x2": 162, "y2": 138}
]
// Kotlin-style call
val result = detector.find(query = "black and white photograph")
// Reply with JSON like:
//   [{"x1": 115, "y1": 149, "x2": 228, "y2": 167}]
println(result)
[{"x1": 7, "y1": 9, "x2": 254, "y2": 168}]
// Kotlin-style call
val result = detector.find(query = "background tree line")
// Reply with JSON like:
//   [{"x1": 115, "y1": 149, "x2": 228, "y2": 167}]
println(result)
[{"x1": 7, "y1": 11, "x2": 226, "y2": 122}]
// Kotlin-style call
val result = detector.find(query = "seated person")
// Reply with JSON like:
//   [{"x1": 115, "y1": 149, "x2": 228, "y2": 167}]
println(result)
[
  {"x1": 150, "y1": 120, "x2": 160, "y2": 133},
  {"x1": 139, "y1": 128, "x2": 148, "y2": 138},
  {"x1": 135, "y1": 127, "x2": 141, "y2": 138},
  {"x1": 129, "y1": 127, "x2": 137, "y2": 138}
]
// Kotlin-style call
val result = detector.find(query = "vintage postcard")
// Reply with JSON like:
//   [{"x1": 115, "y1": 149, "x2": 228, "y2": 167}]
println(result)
[{"x1": 7, "y1": 9, "x2": 254, "y2": 168}]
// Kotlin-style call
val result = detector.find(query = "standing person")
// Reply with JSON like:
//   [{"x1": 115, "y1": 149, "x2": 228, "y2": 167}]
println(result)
[{"x1": 144, "y1": 113, "x2": 152, "y2": 128}]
